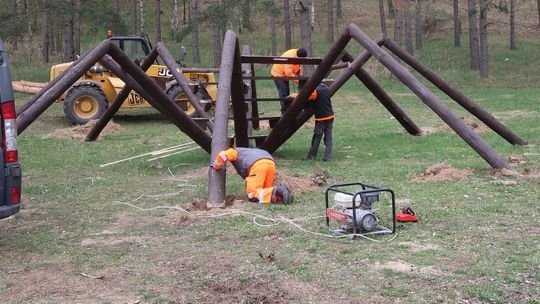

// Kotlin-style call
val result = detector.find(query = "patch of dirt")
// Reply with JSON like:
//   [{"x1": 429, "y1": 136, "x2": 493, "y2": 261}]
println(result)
[
  {"x1": 508, "y1": 154, "x2": 527, "y2": 165},
  {"x1": 421, "y1": 118, "x2": 490, "y2": 135},
  {"x1": 374, "y1": 261, "x2": 414, "y2": 272},
  {"x1": 275, "y1": 167, "x2": 324, "y2": 194},
  {"x1": 48, "y1": 120, "x2": 124, "y2": 141},
  {"x1": 399, "y1": 242, "x2": 439, "y2": 252},
  {"x1": 302, "y1": 120, "x2": 315, "y2": 129},
  {"x1": 493, "y1": 110, "x2": 538, "y2": 119},
  {"x1": 413, "y1": 162, "x2": 471, "y2": 183},
  {"x1": 521, "y1": 169, "x2": 540, "y2": 179},
  {"x1": 257, "y1": 120, "x2": 271, "y2": 130}
]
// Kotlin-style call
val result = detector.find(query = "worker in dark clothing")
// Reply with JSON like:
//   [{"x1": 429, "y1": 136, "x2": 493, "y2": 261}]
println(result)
[
  {"x1": 210, "y1": 147, "x2": 293, "y2": 204},
  {"x1": 271, "y1": 48, "x2": 308, "y2": 114},
  {"x1": 288, "y1": 83, "x2": 334, "y2": 161}
]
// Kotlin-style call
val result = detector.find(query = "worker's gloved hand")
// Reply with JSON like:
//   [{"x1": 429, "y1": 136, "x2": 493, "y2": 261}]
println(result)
[{"x1": 209, "y1": 159, "x2": 221, "y2": 170}]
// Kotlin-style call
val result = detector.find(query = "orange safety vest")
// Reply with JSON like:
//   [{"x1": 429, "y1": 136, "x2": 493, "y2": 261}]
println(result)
[{"x1": 271, "y1": 49, "x2": 303, "y2": 78}]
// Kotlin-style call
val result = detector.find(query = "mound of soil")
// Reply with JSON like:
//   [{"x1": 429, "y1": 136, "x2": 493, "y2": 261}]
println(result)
[
  {"x1": 421, "y1": 118, "x2": 489, "y2": 135},
  {"x1": 49, "y1": 120, "x2": 124, "y2": 141},
  {"x1": 413, "y1": 162, "x2": 471, "y2": 183}
]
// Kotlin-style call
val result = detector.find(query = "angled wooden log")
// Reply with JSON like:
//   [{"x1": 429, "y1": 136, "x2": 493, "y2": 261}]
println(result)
[
  {"x1": 108, "y1": 43, "x2": 212, "y2": 153},
  {"x1": 348, "y1": 23, "x2": 511, "y2": 169},
  {"x1": 341, "y1": 51, "x2": 422, "y2": 135},
  {"x1": 249, "y1": 60, "x2": 260, "y2": 130},
  {"x1": 261, "y1": 28, "x2": 352, "y2": 153},
  {"x1": 155, "y1": 42, "x2": 215, "y2": 131},
  {"x1": 231, "y1": 40, "x2": 249, "y2": 148},
  {"x1": 208, "y1": 31, "x2": 237, "y2": 207},
  {"x1": 16, "y1": 47, "x2": 93, "y2": 116},
  {"x1": 16, "y1": 40, "x2": 112, "y2": 134},
  {"x1": 383, "y1": 38, "x2": 527, "y2": 145},
  {"x1": 86, "y1": 48, "x2": 159, "y2": 141}
]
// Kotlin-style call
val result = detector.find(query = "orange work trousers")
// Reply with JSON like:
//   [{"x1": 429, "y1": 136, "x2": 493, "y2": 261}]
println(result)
[{"x1": 245, "y1": 159, "x2": 276, "y2": 204}]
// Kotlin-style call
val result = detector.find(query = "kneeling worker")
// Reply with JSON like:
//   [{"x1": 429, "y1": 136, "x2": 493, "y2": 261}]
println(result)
[{"x1": 210, "y1": 147, "x2": 293, "y2": 204}]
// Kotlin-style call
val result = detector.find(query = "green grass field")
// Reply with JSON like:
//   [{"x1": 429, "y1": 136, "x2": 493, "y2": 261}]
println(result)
[{"x1": 1, "y1": 9, "x2": 540, "y2": 303}]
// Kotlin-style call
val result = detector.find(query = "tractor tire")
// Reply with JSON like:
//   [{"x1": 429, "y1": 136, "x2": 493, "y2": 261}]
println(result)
[
  {"x1": 64, "y1": 85, "x2": 108, "y2": 125},
  {"x1": 166, "y1": 85, "x2": 198, "y2": 118}
]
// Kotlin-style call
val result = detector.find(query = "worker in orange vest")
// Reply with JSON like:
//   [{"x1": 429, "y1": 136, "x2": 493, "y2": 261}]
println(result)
[
  {"x1": 271, "y1": 48, "x2": 308, "y2": 114},
  {"x1": 210, "y1": 147, "x2": 293, "y2": 204},
  {"x1": 288, "y1": 83, "x2": 334, "y2": 161}
]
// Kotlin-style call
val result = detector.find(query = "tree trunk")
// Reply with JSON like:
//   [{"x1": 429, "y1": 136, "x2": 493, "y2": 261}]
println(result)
[
  {"x1": 327, "y1": 0, "x2": 334, "y2": 44},
  {"x1": 183, "y1": 0, "x2": 187, "y2": 25},
  {"x1": 139, "y1": 0, "x2": 145, "y2": 35},
  {"x1": 453, "y1": 0, "x2": 461, "y2": 47},
  {"x1": 190, "y1": 0, "x2": 200, "y2": 63},
  {"x1": 155, "y1": 0, "x2": 161, "y2": 42},
  {"x1": 242, "y1": 0, "x2": 253, "y2": 32},
  {"x1": 394, "y1": 4, "x2": 402, "y2": 47},
  {"x1": 467, "y1": 0, "x2": 480, "y2": 70},
  {"x1": 510, "y1": 0, "x2": 516, "y2": 50},
  {"x1": 74, "y1": 0, "x2": 81, "y2": 55},
  {"x1": 42, "y1": 10, "x2": 49, "y2": 63},
  {"x1": 172, "y1": 0, "x2": 179, "y2": 32},
  {"x1": 212, "y1": 22, "x2": 221, "y2": 68},
  {"x1": 130, "y1": 0, "x2": 137, "y2": 35},
  {"x1": 11, "y1": 0, "x2": 19, "y2": 50},
  {"x1": 479, "y1": 0, "x2": 489, "y2": 78},
  {"x1": 404, "y1": 0, "x2": 413, "y2": 54},
  {"x1": 299, "y1": 0, "x2": 313, "y2": 75},
  {"x1": 415, "y1": 0, "x2": 422, "y2": 49},
  {"x1": 379, "y1": 0, "x2": 387, "y2": 36},
  {"x1": 538, "y1": 0, "x2": 540, "y2": 28},
  {"x1": 284, "y1": 0, "x2": 292, "y2": 49},
  {"x1": 387, "y1": 0, "x2": 395, "y2": 18},
  {"x1": 64, "y1": 1, "x2": 75, "y2": 61},
  {"x1": 113, "y1": 0, "x2": 119, "y2": 15},
  {"x1": 271, "y1": 10, "x2": 277, "y2": 55}
]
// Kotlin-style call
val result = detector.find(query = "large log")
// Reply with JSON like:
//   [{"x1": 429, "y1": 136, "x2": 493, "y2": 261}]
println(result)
[
  {"x1": 231, "y1": 40, "x2": 249, "y2": 148},
  {"x1": 347, "y1": 24, "x2": 511, "y2": 169},
  {"x1": 208, "y1": 31, "x2": 237, "y2": 207},
  {"x1": 86, "y1": 48, "x2": 160, "y2": 141},
  {"x1": 155, "y1": 42, "x2": 215, "y2": 131},
  {"x1": 16, "y1": 40, "x2": 112, "y2": 134},
  {"x1": 383, "y1": 38, "x2": 527, "y2": 145},
  {"x1": 108, "y1": 44, "x2": 212, "y2": 153}
]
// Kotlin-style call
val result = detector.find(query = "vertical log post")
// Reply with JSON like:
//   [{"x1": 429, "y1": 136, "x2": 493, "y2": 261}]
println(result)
[
  {"x1": 231, "y1": 39, "x2": 249, "y2": 148},
  {"x1": 383, "y1": 38, "x2": 527, "y2": 145},
  {"x1": 108, "y1": 43, "x2": 212, "y2": 152},
  {"x1": 348, "y1": 24, "x2": 511, "y2": 169},
  {"x1": 261, "y1": 29, "x2": 352, "y2": 153},
  {"x1": 155, "y1": 42, "x2": 215, "y2": 132},
  {"x1": 16, "y1": 40, "x2": 112, "y2": 134},
  {"x1": 249, "y1": 61, "x2": 260, "y2": 130},
  {"x1": 86, "y1": 48, "x2": 159, "y2": 141},
  {"x1": 208, "y1": 31, "x2": 237, "y2": 207}
]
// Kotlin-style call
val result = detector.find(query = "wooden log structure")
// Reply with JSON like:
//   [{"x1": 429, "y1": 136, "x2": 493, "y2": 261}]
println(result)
[
  {"x1": 249, "y1": 59, "x2": 260, "y2": 130},
  {"x1": 382, "y1": 38, "x2": 527, "y2": 146},
  {"x1": 346, "y1": 23, "x2": 511, "y2": 169},
  {"x1": 12, "y1": 80, "x2": 47, "y2": 94},
  {"x1": 86, "y1": 49, "x2": 160, "y2": 141},
  {"x1": 108, "y1": 43, "x2": 212, "y2": 153},
  {"x1": 208, "y1": 30, "x2": 237, "y2": 207},
  {"x1": 16, "y1": 40, "x2": 112, "y2": 134},
  {"x1": 155, "y1": 42, "x2": 215, "y2": 131}
]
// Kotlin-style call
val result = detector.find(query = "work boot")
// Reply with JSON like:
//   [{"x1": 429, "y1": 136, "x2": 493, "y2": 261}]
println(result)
[{"x1": 271, "y1": 183, "x2": 294, "y2": 204}]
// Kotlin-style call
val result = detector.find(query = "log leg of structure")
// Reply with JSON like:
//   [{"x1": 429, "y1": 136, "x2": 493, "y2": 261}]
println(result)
[
  {"x1": 86, "y1": 49, "x2": 160, "y2": 141},
  {"x1": 96, "y1": 55, "x2": 199, "y2": 144},
  {"x1": 340, "y1": 51, "x2": 422, "y2": 135},
  {"x1": 231, "y1": 39, "x2": 249, "y2": 148},
  {"x1": 382, "y1": 38, "x2": 527, "y2": 146},
  {"x1": 347, "y1": 24, "x2": 511, "y2": 169},
  {"x1": 16, "y1": 40, "x2": 112, "y2": 134},
  {"x1": 249, "y1": 61, "x2": 260, "y2": 130},
  {"x1": 241, "y1": 45, "x2": 254, "y2": 143},
  {"x1": 16, "y1": 48, "x2": 93, "y2": 115},
  {"x1": 108, "y1": 44, "x2": 212, "y2": 153},
  {"x1": 155, "y1": 43, "x2": 215, "y2": 132},
  {"x1": 208, "y1": 31, "x2": 237, "y2": 207},
  {"x1": 261, "y1": 30, "x2": 352, "y2": 153}
]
